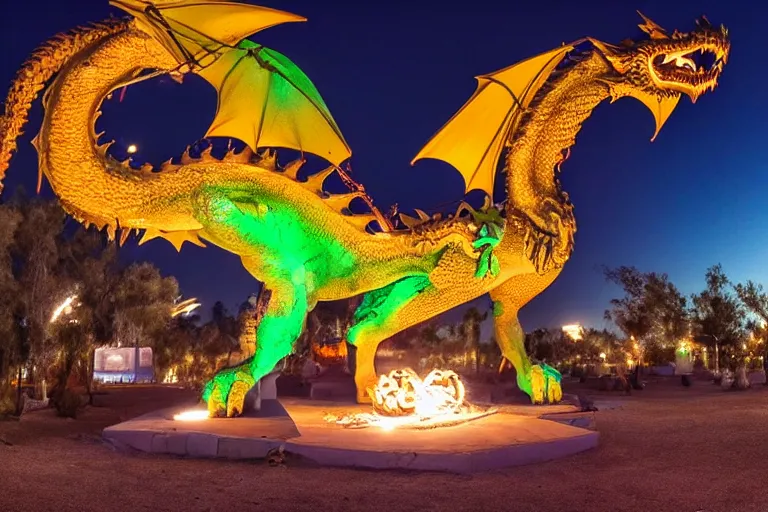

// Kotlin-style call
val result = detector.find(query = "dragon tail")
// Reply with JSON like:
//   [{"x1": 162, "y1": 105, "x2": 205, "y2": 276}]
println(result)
[{"x1": 0, "y1": 18, "x2": 129, "y2": 192}]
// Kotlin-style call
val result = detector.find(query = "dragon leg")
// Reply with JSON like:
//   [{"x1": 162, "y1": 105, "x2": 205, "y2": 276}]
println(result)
[
  {"x1": 348, "y1": 267, "x2": 492, "y2": 402},
  {"x1": 488, "y1": 273, "x2": 562, "y2": 404},
  {"x1": 204, "y1": 280, "x2": 308, "y2": 417},
  {"x1": 347, "y1": 274, "x2": 433, "y2": 402}
]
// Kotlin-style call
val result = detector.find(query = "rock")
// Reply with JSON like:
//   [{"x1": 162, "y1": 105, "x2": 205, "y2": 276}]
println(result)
[{"x1": 577, "y1": 394, "x2": 598, "y2": 412}]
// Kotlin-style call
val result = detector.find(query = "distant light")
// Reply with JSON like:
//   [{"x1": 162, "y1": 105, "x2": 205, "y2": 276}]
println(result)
[
  {"x1": 173, "y1": 410, "x2": 208, "y2": 421},
  {"x1": 171, "y1": 298, "x2": 201, "y2": 318},
  {"x1": 51, "y1": 295, "x2": 77, "y2": 323},
  {"x1": 599, "y1": 352, "x2": 606, "y2": 360},
  {"x1": 126, "y1": 144, "x2": 138, "y2": 154},
  {"x1": 562, "y1": 324, "x2": 583, "y2": 341}
]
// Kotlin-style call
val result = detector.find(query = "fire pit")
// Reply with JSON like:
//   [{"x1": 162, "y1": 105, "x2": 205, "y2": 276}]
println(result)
[{"x1": 325, "y1": 368, "x2": 497, "y2": 430}]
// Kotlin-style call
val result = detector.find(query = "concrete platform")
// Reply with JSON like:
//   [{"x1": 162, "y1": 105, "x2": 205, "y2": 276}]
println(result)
[{"x1": 103, "y1": 399, "x2": 598, "y2": 473}]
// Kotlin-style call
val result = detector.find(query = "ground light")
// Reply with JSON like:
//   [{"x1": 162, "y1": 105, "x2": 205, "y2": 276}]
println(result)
[{"x1": 173, "y1": 409, "x2": 209, "y2": 421}]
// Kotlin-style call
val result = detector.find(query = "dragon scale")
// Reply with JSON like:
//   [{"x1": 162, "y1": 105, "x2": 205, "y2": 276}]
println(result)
[
  {"x1": 502, "y1": 53, "x2": 612, "y2": 273},
  {"x1": 0, "y1": 5, "x2": 729, "y2": 415}
]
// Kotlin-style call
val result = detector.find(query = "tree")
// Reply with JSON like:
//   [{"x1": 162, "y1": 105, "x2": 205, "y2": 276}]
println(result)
[
  {"x1": 603, "y1": 266, "x2": 654, "y2": 342},
  {"x1": 211, "y1": 301, "x2": 238, "y2": 358},
  {"x1": 155, "y1": 311, "x2": 200, "y2": 383},
  {"x1": 57, "y1": 229, "x2": 121, "y2": 401},
  {"x1": 11, "y1": 200, "x2": 68, "y2": 386},
  {"x1": 460, "y1": 306, "x2": 488, "y2": 374},
  {"x1": 580, "y1": 328, "x2": 626, "y2": 364},
  {"x1": 735, "y1": 281, "x2": 768, "y2": 325},
  {"x1": 58, "y1": 229, "x2": 119, "y2": 344},
  {"x1": 690, "y1": 265, "x2": 746, "y2": 370},
  {"x1": 113, "y1": 263, "x2": 179, "y2": 348},
  {"x1": 734, "y1": 281, "x2": 768, "y2": 371},
  {"x1": 644, "y1": 272, "x2": 690, "y2": 345},
  {"x1": 604, "y1": 266, "x2": 689, "y2": 365},
  {"x1": 525, "y1": 328, "x2": 554, "y2": 362},
  {"x1": 0, "y1": 206, "x2": 21, "y2": 393}
]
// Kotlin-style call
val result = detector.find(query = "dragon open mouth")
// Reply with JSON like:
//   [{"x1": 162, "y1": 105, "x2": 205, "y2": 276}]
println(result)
[
  {"x1": 648, "y1": 20, "x2": 730, "y2": 102},
  {"x1": 653, "y1": 44, "x2": 727, "y2": 88}
]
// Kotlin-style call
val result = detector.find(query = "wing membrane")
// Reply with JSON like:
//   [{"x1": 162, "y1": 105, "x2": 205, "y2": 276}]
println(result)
[
  {"x1": 110, "y1": 0, "x2": 305, "y2": 64},
  {"x1": 198, "y1": 41, "x2": 351, "y2": 165},
  {"x1": 412, "y1": 44, "x2": 577, "y2": 198}
]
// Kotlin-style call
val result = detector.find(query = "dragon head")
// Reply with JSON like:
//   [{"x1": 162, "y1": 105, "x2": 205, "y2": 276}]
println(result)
[{"x1": 590, "y1": 12, "x2": 730, "y2": 140}]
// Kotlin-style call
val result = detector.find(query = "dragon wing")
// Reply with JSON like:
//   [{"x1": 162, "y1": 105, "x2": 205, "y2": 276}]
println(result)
[
  {"x1": 411, "y1": 43, "x2": 578, "y2": 199},
  {"x1": 197, "y1": 40, "x2": 351, "y2": 166},
  {"x1": 110, "y1": 0, "x2": 305, "y2": 65},
  {"x1": 112, "y1": 0, "x2": 350, "y2": 165}
]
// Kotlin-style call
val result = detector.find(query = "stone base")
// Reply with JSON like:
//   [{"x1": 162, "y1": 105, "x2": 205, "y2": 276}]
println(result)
[{"x1": 103, "y1": 399, "x2": 598, "y2": 473}]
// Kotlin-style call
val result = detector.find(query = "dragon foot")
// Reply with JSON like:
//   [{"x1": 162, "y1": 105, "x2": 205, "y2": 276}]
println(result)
[
  {"x1": 202, "y1": 363, "x2": 256, "y2": 418},
  {"x1": 525, "y1": 364, "x2": 563, "y2": 405}
]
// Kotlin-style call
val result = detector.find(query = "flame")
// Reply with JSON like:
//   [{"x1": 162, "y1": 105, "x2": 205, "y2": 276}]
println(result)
[
  {"x1": 173, "y1": 409, "x2": 209, "y2": 421},
  {"x1": 313, "y1": 340, "x2": 348, "y2": 365},
  {"x1": 369, "y1": 368, "x2": 465, "y2": 417},
  {"x1": 326, "y1": 368, "x2": 496, "y2": 430}
]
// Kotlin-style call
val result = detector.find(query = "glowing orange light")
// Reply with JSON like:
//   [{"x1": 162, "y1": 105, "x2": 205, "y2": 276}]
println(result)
[
  {"x1": 173, "y1": 410, "x2": 208, "y2": 421},
  {"x1": 327, "y1": 368, "x2": 496, "y2": 430},
  {"x1": 562, "y1": 324, "x2": 583, "y2": 341},
  {"x1": 126, "y1": 144, "x2": 138, "y2": 154}
]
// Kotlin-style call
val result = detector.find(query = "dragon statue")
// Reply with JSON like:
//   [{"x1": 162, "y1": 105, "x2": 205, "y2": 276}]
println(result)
[{"x1": 0, "y1": 0, "x2": 729, "y2": 417}]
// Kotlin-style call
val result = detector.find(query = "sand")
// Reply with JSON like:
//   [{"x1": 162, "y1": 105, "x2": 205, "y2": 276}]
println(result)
[{"x1": 1, "y1": 381, "x2": 767, "y2": 512}]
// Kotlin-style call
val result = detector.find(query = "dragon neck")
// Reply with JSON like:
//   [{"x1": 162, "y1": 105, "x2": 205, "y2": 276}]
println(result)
[
  {"x1": 25, "y1": 20, "x2": 195, "y2": 235},
  {"x1": 504, "y1": 51, "x2": 611, "y2": 217},
  {"x1": 493, "y1": 51, "x2": 613, "y2": 274}
]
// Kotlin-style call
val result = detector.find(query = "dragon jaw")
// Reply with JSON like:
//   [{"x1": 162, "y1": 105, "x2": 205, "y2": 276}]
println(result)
[{"x1": 591, "y1": 13, "x2": 730, "y2": 140}]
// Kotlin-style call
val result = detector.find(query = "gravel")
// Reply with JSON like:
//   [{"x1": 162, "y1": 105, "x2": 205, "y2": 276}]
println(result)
[{"x1": 1, "y1": 382, "x2": 767, "y2": 512}]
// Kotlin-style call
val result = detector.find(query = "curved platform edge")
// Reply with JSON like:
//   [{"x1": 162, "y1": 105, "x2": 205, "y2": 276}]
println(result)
[{"x1": 102, "y1": 400, "x2": 599, "y2": 473}]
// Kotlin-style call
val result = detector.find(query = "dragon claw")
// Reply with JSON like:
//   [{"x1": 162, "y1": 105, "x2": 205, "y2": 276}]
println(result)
[
  {"x1": 469, "y1": 205, "x2": 504, "y2": 280},
  {"x1": 527, "y1": 364, "x2": 563, "y2": 405},
  {"x1": 203, "y1": 363, "x2": 256, "y2": 418}
]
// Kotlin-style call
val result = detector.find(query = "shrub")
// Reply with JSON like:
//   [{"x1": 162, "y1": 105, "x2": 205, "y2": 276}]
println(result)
[{"x1": 0, "y1": 385, "x2": 16, "y2": 416}]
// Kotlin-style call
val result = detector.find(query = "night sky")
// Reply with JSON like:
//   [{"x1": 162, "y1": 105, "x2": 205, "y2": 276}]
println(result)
[{"x1": 0, "y1": 0, "x2": 763, "y2": 333}]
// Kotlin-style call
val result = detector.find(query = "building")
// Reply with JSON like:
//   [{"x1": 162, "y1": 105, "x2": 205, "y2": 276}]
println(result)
[{"x1": 93, "y1": 346, "x2": 154, "y2": 384}]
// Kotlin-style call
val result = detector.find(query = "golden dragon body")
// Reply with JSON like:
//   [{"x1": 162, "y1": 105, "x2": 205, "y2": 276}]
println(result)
[{"x1": 0, "y1": 5, "x2": 729, "y2": 415}]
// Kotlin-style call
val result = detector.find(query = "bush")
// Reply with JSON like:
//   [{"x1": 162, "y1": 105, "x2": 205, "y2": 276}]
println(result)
[
  {"x1": 52, "y1": 389, "x2": 82, "y2": 418},
  {"x1": 0, "y1": 385, "x2": 16, "y2": 416}
]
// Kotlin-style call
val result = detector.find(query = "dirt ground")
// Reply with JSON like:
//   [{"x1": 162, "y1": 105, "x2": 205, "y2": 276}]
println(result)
[{"x1": 1, "y1": 381, "x2": 767, "y2": 512}]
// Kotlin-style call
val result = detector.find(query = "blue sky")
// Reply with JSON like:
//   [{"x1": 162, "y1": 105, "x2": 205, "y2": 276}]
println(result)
[{"x1": 0, "y1": 0, "x2": 763, "y2": 333}]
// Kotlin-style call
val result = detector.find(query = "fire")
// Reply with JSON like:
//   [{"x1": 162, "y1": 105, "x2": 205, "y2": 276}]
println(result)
[
  {"x1": 369, "y1": 368, "x2": 465, "y2": 417},
  {"x1": 326, "y1": 368, "x2": 496, "y2": 430},
  {"x1": 313, "y1": 340, "x2": 347, "y2": 365},
  {"x1": 173, "y1": 409, "x2": 209, "y2": 421}
]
